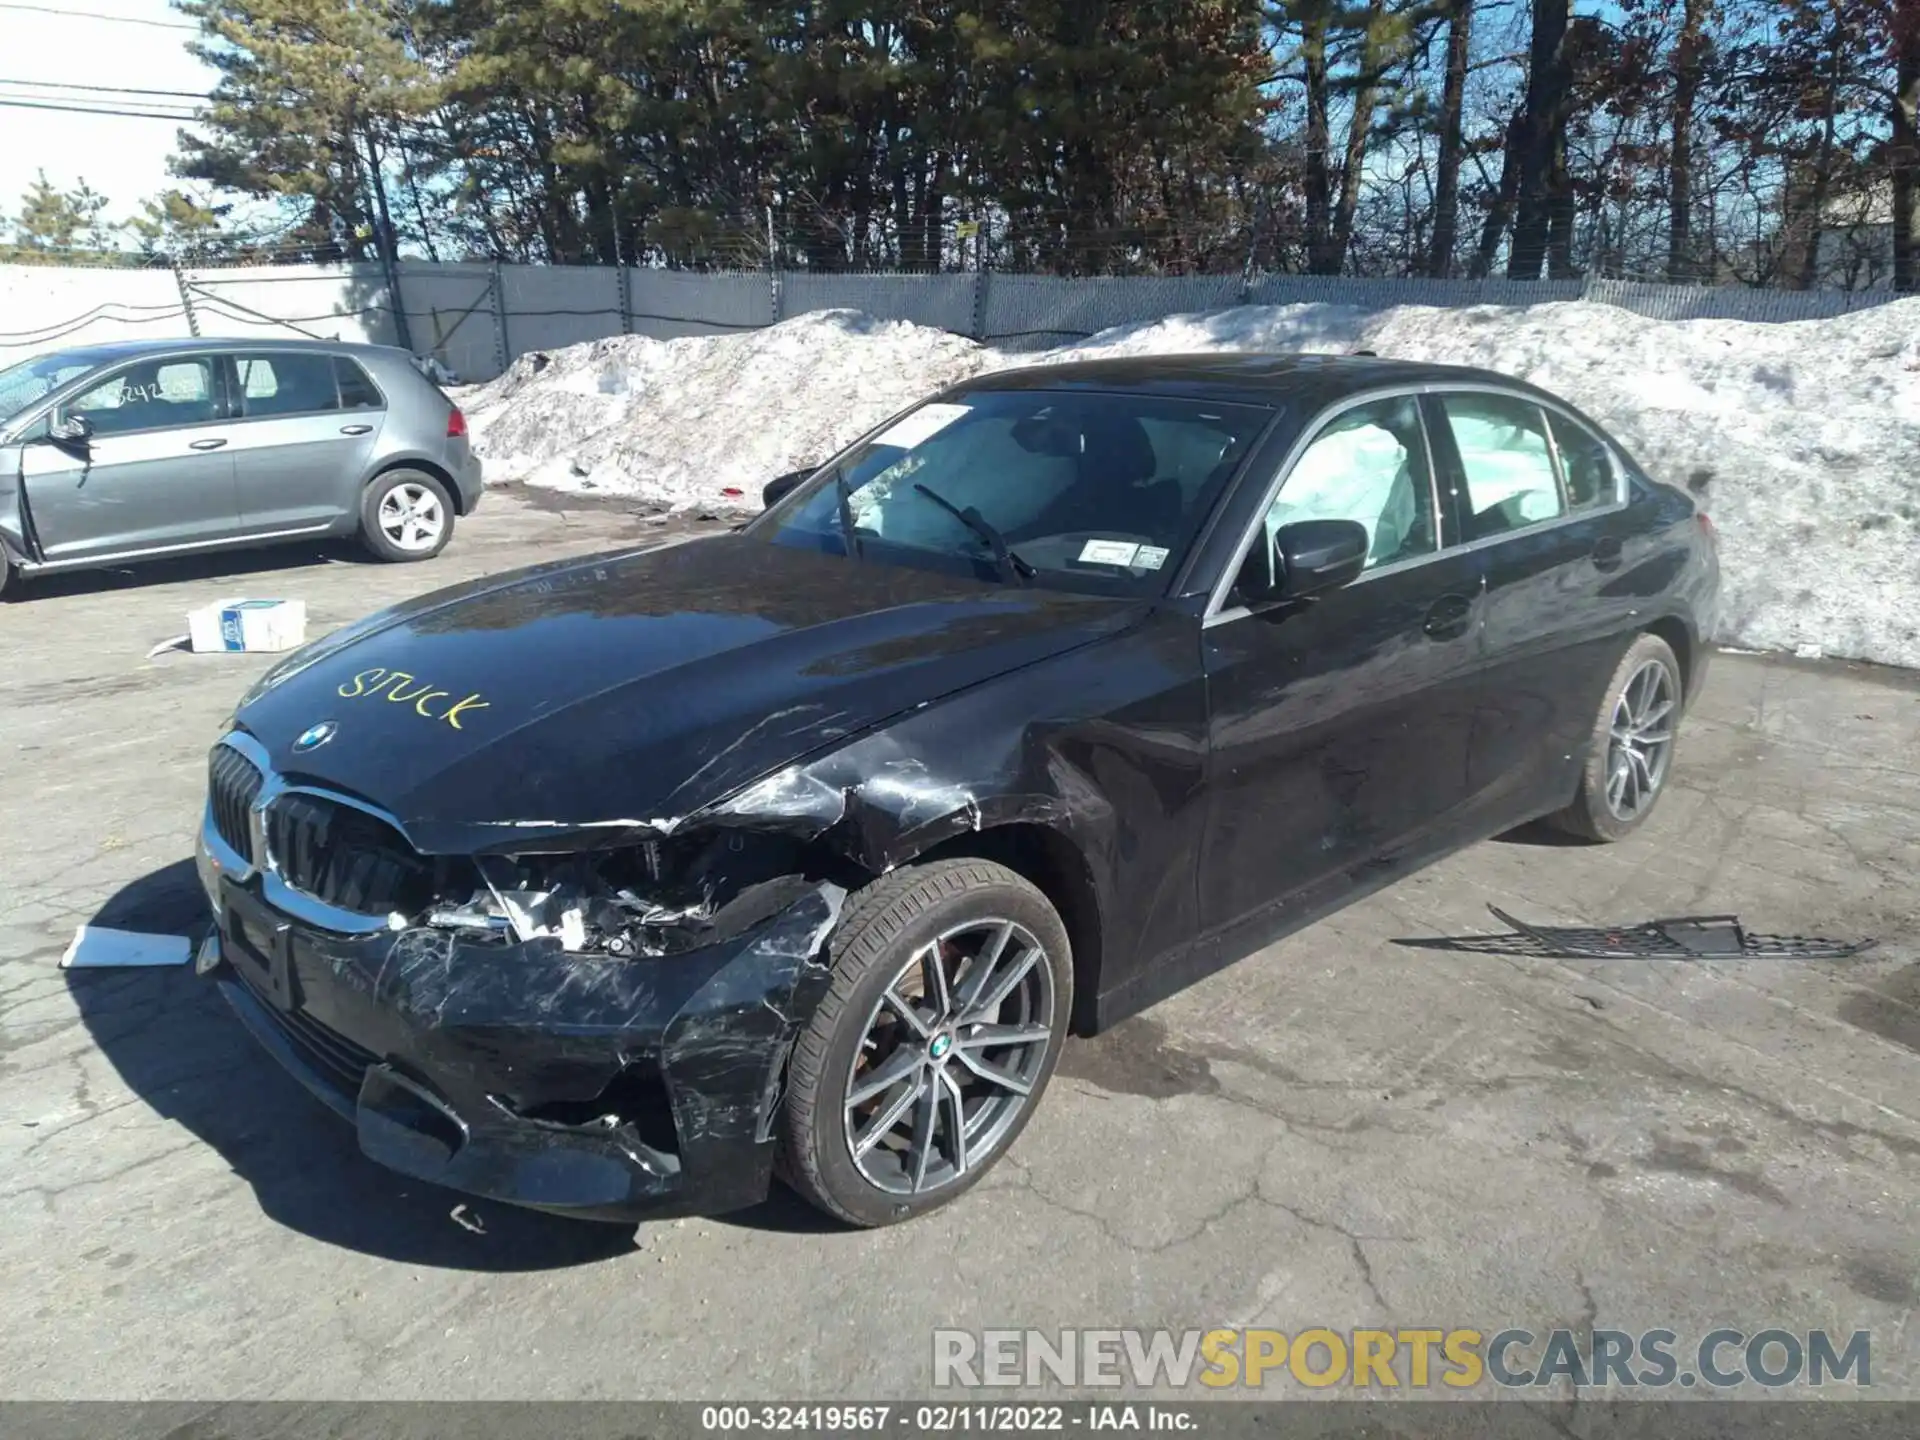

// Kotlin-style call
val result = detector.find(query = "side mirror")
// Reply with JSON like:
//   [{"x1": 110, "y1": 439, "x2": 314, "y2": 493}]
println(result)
[
  {"x1": 762, "y1": 466, "x2": 816, "y2": 509},
  {"x1": 1236, "y1": 519, "x2": 1370, "y2": 604},
  {"x1": 50, "y1": 413, "x2": 93, "y2": 447}
]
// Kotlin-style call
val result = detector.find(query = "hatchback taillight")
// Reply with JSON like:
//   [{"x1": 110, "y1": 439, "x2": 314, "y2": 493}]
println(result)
[
  {"x1": 1696, "y1": 511, "x2": 1716, "y2": 546},
  {"x1": 446, "y1": 406, "x2": 468, "y2": 439}
]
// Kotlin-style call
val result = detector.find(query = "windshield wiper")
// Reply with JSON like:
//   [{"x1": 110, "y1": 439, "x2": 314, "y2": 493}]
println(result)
[
  {"x1": 912, "y1": 483, "x2": 1035, "y2": 584},
  {"x1": 832, "y1": 467, "x2": 864, "y2": 561}
]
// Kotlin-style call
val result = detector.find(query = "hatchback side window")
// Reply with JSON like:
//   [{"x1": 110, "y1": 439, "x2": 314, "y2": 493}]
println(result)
[
  {"x1": 64, "y1": 357, "x2": 218, "y2": 436},
  {"x1": 1260, "y1": 395, "x2": 1438, "y2": 574},
  {"x1": 1436, "y1": 393, "x2": 1564, "y2": 540},
  {"x1": 235, "y1": 353, "x2": 341, "y2": 418},
  {"x1": 1546, "y1": 411, "x2": 1618, "y2": 511},
  {"x1": 335, "y1": 357, "x2": 384, "y2": 409}
]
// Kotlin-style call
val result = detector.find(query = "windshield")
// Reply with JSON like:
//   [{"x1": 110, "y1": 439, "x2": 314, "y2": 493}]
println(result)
[
  {"x1": 0, "y1": 349, "x2": 111, "y2": 425},
  {"x1": 757, "y1": 388, "x2": 1273, "y2": 595}
]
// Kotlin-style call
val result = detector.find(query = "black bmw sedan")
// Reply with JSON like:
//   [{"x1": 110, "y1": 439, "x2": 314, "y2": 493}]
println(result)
[{"x1": 195, "y1": 353, "x2": 1719, "y2": 1227}]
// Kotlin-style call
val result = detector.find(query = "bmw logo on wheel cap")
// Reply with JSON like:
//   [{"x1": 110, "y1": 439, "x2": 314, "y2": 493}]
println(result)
[
  {"x1": 293, "y1": 721, "x2": 339, "y2": 753},
  {"x1": 928, "y1": 1033, "x2": 953, "y2": 1061}
]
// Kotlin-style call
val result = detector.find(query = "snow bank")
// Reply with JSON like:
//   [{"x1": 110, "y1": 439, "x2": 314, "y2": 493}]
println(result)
[
  {"x1": 465, "y1": 298, "x2": 1920, "y2": 668},
  {"x1": 464, "y1": 311, "x2": 984, "y2": 511}
]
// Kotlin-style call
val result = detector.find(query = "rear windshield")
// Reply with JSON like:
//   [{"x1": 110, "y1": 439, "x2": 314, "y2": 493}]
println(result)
[{"x1": 757, "y1": 389, "x2": 1273, "y2": 597}]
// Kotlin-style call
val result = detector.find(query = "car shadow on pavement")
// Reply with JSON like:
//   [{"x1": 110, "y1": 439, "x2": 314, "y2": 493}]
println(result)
[
  {"x1": 67, "y1": 860, "x2": 638, "y2": 1271},
  {"x1": 8, "y1": 541, "x2": 376, "y2": 602}
]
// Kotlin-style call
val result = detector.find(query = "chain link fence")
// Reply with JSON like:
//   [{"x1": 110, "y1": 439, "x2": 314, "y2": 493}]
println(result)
[{"x1": 2, "y1": 256, "x2": 1909, "y2": 381}]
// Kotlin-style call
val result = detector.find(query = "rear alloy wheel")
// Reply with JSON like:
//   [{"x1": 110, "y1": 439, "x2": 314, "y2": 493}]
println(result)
[
  {"x1": 1548, "y1": 632, "x2": 1684, "y2": 842},
  {"x1": 360, "y1": 468, "x2": 454, "y2": 562},
  {"x1": 780, "y1": 859, "x2": 1072, "y2": 1227}
]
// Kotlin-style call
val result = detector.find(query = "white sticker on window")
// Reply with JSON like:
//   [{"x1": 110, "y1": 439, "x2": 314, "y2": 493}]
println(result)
[
  {"x1": 1078, "y1": 539, "x2": 1141, "y2": 567},
  {"x1": 1134, "y1": 545, "x2": 1169, "y2": 571},
  {"x1": 872, "y1": 402, "x2": 971, "y2": 450}
]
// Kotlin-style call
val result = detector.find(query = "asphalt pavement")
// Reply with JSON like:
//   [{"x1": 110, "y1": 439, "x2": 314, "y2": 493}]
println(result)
[{"x1": 1, "y1": 487, "x2": 1915, "y2": 1401}]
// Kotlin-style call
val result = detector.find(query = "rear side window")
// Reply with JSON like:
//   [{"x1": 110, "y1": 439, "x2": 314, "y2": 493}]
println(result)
[
  {"x1": 335, "y1": 357, "x2": 384, "y2": 409},
  {"x1": 1435, "y1": 393, "x2": 1564, "y2": 541},
  {"x1": 1546, "y1": 411, "x2": 1618, "y2": 510},
  {"x1": 65, "y1": 357, "x2": 218, "y2": 434},
  {"x1": 235, "y1": 353, "x2": 341, "y2": 418}
]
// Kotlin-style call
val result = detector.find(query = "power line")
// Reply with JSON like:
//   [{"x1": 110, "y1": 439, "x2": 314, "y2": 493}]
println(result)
[
  {"x1": 0, "y1": 3, "x2": 199, "y2": 29},
  {"x1": 0, "y1": 77, "x2": 210, "y2": 99},
  {"x1": 0, "y1": 97, "x2": 202, "y2": 120}
]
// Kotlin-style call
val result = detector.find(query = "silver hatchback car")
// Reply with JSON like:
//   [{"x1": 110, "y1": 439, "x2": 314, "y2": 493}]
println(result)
[{"x1": 0, "y1": 338, "x2": 483, "y2": 596}]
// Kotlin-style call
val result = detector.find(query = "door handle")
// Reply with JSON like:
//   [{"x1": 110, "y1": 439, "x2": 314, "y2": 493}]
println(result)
[
  {"x1": 1590, "y1": 536, "x2": 1624, "y2": 572},
  {"x1": 188, "y1": 438, "x2": 228, "y2": 451},
  {"x1": 1422, "y1": 593, "x2": 1474, "y2": 641},
  {"x1": 339, "y1": 424, "x2": 373, "y2": 436}
]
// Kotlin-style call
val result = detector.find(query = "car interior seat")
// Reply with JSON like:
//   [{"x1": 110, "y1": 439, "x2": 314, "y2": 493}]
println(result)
[{"x1": 1027, "y1": 413, "x2": 1177, "y2": 540}]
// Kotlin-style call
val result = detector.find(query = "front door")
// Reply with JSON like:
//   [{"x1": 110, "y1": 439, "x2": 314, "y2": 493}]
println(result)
[
  {"x1": 1199, "y1": 393, "x2": 1486, "y2": 934},
  {"x1": 222, "y1": 352, "x2": 382, "y2": 534},
  {"x1": 21, "y1": 355, "x2": 240, "y2": 564}
]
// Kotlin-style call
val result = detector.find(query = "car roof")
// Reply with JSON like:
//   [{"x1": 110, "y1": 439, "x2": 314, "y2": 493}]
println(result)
[
  {"x1": 951, "y1": 352, "x2": 1561, "y2": 410},
  {"x1": 35, "y1": 336, "x2": 399, "y2": 366}
]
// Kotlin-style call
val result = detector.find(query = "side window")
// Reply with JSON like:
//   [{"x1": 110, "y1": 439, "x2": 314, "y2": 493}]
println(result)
[
  {"x1": 1546, "y1": 411, "x2": 1618, "y2": 511},
  {"x1": 234, "y1": 353, "x2": 341, "y2": 418},
  {"x1": 1436, "y1": 393, "x2": 1564, "y2": 540},
  {"x1": 1261, "y1": 395, "x2": 1437, "y2": 573},
  {"x1": 335, "y1": 357, "x2": 384, "y2": 409},
  {"x1": 64, "y1": 357, "x2": 218, "y2": 435}
]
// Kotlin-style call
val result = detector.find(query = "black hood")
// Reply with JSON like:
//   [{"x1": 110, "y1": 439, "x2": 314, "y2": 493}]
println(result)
[{"x1": 236, "y1": 535, "x2": 1145, "y2": 851}]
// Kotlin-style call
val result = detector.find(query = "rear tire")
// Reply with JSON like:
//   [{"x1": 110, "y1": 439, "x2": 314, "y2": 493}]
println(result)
[
  {"x1": 359, "y1": 468, "x2": 454, "y2": 563},
  {"x1": 1547, "y1": 633, "x2": 1684, "y2": 843},
  {"x1": 780, "y1": 859, "x2": 1073, "y2": 1228}
]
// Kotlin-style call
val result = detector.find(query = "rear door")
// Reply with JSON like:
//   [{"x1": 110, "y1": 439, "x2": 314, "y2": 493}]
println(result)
[
  {"x1": 1198, "y1": 393, "x2": 1486, "y2": 933},
  {"x1": 1424, "y1": 389, "x2": 1639, "y2": 818},
  {"x1": 221, "y1": 352, "x2": 384, "y2": 534},
  {"x1": 20, "y1": 354, "x2": 240, "y2": 563}
]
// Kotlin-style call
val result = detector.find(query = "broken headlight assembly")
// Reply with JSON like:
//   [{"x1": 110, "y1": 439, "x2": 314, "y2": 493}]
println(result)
[{"x1": 424, "y1": 830, "x2": 818, "y2": 958}]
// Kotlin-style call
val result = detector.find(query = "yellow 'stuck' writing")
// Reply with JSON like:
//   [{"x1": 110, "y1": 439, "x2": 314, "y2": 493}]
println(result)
[{"x1": 338, "y1": 668, "x2": 490, "y2": 729}]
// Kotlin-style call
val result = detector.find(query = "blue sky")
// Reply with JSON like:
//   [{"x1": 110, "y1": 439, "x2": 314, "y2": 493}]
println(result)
[{"x1": 0, "y1": 0, "x2": 221, "y2": 228}]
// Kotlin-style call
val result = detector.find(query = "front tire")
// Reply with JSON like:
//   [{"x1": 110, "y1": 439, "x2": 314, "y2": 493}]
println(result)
[
  {"x1": 1547, "y1": 633, "x2": 1684, "y2": 843},
  {"x1": 780, "y1": 859, "x2": 1073, "y2": 1228},
  {"x1": 360, "y1": 468, "x2": 454, "y2": 562}
]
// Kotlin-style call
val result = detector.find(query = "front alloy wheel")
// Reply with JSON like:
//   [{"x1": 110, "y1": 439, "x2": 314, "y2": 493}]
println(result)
[
  {"x1": 843, "y1": 918, "x2": 1055, "y2": 1196},
  {"x1": 781, "y1": 859, "x2": 1073, "y2": 1227}
]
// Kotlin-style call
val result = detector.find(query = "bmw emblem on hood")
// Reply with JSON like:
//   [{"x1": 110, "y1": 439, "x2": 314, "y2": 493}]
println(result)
[{"x1": 293, "y1": 721, "x2": 338, "y2": 753}]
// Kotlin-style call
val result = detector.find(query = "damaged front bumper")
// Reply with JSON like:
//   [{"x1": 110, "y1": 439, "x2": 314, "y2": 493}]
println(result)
[{"x1": 196, "y1": 826, "x2": 844, "y2": 1222}]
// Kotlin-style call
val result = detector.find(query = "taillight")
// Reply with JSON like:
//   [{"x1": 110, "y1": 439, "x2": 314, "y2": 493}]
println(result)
[
  {"x1": 1696, "y1": 511, "x2": 1716, "y2": 545},
  {"x1": 446, "y1": 406, "x2": 468, "y2": 439}
]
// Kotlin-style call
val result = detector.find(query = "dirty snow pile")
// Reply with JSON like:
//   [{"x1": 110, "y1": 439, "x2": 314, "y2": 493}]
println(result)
[
  {"x1": 464, "y1": 311, "x2": 984, "y2": 511},
  {"x1": 463, "y1": 300, "x2": 1920, "y2": 669}
]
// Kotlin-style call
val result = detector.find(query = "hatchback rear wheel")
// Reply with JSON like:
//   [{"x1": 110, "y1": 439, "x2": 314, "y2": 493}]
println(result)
[
  {"x1": 360, "y1": 468, "x2": 454, "y2": 562},
  {"x1": 780, "y1": 859, "x2": 1072, "y2": 1227},
  {"x1": 1548, "y1": 632, "x2": 1684, "y2": 842}
]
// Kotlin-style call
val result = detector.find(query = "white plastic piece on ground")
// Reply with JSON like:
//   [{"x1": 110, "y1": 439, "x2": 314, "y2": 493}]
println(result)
[
  {"x1": 464, "y1": 300, "x2": 1920, "y2": 670},
  {"x1": 60, "y1": 926, "x2": 193, "y2": 969},
  {"x1": 185, "y1": 598, "x2": 308, "y2": 654}
]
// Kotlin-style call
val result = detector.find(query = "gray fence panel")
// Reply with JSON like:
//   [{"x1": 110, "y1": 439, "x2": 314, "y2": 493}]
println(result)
[
  {"x1": 981, "y1": 274, "x2": 1248, "y2": 348},
  {"x1": 186, "y1": 264, "x2": 397, "y2": 347},
  {"x1": 0, "y1": 264, "x2": 192, "y2": 368},
  {"x1": 1580, "y1": 277, "x2": 1904, "y2": 323},
  {"x1": 498, "y1": 263, "x2": 624, "y2": 357},
  {"x1": 780, "y1": 272, "x2": 980, "y2": 335},
  {"x1": 394, "y1": 262, "x2": 499, "y2": 381},
  {"x1": 628, "y1": 269, "x2": 773, "y2": 339},
  {"x1": 1249, "y1": 274, "x2": 1588, "y2": 310}
]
